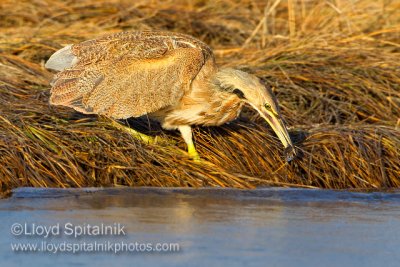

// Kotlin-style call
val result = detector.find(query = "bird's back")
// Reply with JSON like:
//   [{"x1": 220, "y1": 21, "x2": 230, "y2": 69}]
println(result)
[
  {"x1": 46, "y1": 31, "x2": 215, "y2": 119},
  {"x1": 72, "y1": 31, "x2": 213, "y2": 64}
]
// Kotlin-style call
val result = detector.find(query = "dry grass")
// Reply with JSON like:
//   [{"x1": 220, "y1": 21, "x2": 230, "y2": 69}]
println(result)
[{"x1": 1, "y1": 0, "x2": 399, "y2": 193}]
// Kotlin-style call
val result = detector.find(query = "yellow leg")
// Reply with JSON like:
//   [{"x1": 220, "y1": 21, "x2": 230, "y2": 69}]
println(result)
[
  {"x1": 188, "y1": 143, "x2": 201, "y2": 161},
  {"x1": 179, "y1": 125, "x2": 201, "y2": 161},
  {"x1": 109, "y1": 119, "x2": 174, "y2": 145}
]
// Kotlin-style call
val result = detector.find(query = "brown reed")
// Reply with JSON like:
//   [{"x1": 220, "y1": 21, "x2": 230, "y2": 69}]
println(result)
[{"x1": 0, "y1": 0, "x2": 399, "y2": 194}]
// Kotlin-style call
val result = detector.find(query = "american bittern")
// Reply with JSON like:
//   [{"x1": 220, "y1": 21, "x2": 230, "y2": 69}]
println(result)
[{"x1": 46, "y1": 31, "x2": 297, "y2": 161}]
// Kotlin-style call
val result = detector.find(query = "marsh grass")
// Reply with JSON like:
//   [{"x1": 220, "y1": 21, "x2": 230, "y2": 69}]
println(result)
[{"x1": 0, "y1": 0, "x2": 399, "y2": 194}]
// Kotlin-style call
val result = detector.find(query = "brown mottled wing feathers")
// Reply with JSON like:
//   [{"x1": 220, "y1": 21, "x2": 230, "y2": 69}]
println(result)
[{"x1": 49, "y1": 31, "x2": 214, "y2": 118}]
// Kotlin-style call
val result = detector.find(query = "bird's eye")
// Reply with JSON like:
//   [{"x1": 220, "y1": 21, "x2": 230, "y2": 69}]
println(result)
[{"x1": 264, "y1": 103, "x2": 271, "y2": 110}]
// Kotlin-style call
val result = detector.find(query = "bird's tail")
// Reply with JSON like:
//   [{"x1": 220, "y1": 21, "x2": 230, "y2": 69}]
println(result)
[{"x1": 45, "y1": 45, "x2": 78, "y2": 71}]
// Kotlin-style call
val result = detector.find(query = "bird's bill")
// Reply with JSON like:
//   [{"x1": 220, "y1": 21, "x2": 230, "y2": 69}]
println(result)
[{"x1": 258, "y1": 110, "x2": 297, "y2": 162}]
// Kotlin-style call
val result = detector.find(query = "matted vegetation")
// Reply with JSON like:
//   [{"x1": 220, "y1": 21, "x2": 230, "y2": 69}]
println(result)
[{"x1": 1, "y1": 0, "x2": 399, "y2": 194}]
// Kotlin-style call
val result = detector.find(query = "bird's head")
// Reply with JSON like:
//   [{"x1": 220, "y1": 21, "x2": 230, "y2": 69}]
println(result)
[{"x1": 215, "y1": 68, "x2": 297, "y2": 162}]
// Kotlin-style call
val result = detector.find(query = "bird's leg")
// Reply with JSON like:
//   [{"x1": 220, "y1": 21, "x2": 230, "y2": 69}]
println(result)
[
  {"x1": 109, "y1": 119, "x2": 156, "y2": 143},
  {"x1": 108, "y1": 119, "x2": 176, "y2": 145},
  {"x1": 107, "y1": 119, "x2": 176, "y2": 146},
  {"x1": 178, "y1": 125, "x2": 200, "y2": 161}
]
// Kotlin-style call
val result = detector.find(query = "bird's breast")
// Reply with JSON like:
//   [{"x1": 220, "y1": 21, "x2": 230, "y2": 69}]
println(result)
[
  {"x1": 198, "y1": 96, "x2": 244, "y2": 126},
  {"x1": 157, "y1": 94, "x2": 244, "y2": 129}
]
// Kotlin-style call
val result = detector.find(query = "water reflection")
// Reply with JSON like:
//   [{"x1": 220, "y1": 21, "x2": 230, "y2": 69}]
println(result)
[{"x1": 0, "y1": 188, "x2": 399, "y2": 267}]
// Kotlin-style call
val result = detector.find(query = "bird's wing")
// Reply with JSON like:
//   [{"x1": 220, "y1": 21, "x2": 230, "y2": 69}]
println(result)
[{"x1": 48, "y1": 31, "x2": 214, "y2": 118}]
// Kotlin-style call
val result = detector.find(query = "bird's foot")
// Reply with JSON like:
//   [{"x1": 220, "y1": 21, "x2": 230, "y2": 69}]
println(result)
[
  {"x1": 109, "y1": 120, "x2": 175, "y2": 145},
  {"x1": 188, "y1": 143, "x2": 201, "y2": 162}
]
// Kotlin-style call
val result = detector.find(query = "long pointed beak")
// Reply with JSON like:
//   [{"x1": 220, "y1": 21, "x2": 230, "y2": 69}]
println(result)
[{"x1": 258, "y1": 110, "x2": 297, "y2": 162}]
